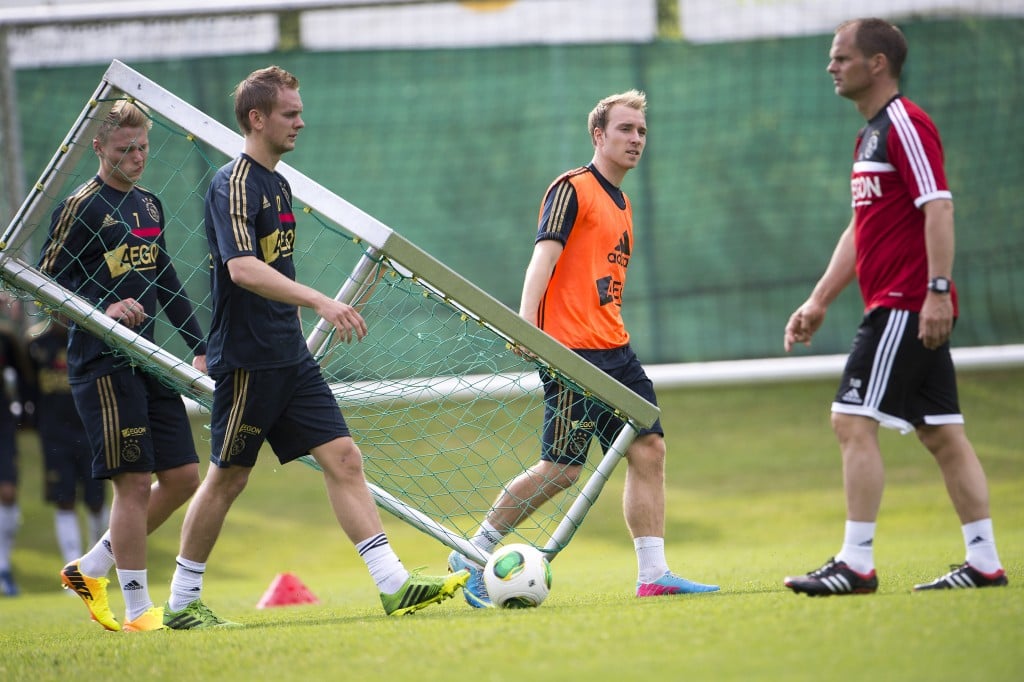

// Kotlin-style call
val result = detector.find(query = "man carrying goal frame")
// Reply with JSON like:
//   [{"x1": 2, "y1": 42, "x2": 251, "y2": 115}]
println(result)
[
  {"x1": 43, "y1": 99, "x2": 208, "y2": 632},
  {"x1": 162, "y1": 65, "x2": 469, "y2": 628},
  {"x1": 448, "y1": 90, "x2": 720, "y2": 606}
]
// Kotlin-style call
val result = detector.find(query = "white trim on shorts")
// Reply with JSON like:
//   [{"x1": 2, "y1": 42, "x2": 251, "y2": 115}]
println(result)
[
  {"x1": 831, "y1": 402, "x2": 916, "y2": 434},
  {"x1": 922, "y1": 413, "x2": 966, "y2": 427},
  {"x1": 830, "y1": 308, "x2": 965, "y2": 434}
]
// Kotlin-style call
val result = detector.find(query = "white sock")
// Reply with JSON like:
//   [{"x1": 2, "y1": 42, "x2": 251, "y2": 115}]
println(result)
[
  {"x1": 835, "y1": 518, "x2": 876, "y2": 569},
  {"x1": 78, "y1": 530, "x2": 115, "y2": 576},
  {"x1": 87, "y1": 506, "x2": 109, "y2": 545},
  {"x1": 0, "y1": 503, "x2": 20, "y2": 572},
  {"x1": 357, "y1": 533, "x2": 408, "y2": 594},
  {"x1": 835, "y1": 520, "x2": 876, "y2": 574},
  {"x1": 55, "y1": 510, "x2": 83, "y2": 564},
  {"x1": 117, "y1": 568, "x2": 153, "y2": 621},
  {"x1": 168, "y1": 555, "x2": 206, "y2": 612},
  {"x1": 634, "y1": 536, "x2": 669, "y2": 583},
  {"x1": 469, "y1": 521, "x2": 503, "y2": 558},
  {"x1": 962, "y1": 518, "x2": 1002, "y2": 574}
]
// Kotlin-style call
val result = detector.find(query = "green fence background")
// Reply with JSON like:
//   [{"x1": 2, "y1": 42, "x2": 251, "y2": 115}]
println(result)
[{"x1": 11, "y1": 17, "x2": 1024, "y2": 363}]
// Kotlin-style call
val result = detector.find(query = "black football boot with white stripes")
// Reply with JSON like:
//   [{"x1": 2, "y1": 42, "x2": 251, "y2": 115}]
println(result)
[
  {"x1": 784, "y1": 557, "x2": 878, "y2": 596},
  {"x1": 913, "y1": 562, "x2": 1008, "y2": 591}
]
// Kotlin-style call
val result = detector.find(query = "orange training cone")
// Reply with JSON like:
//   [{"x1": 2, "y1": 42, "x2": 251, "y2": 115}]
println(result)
[{"x1": 256, "y1": 572, "x2": 320, "y2": 608}]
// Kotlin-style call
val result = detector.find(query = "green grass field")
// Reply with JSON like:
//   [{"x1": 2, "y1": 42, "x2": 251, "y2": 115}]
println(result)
[{"x1": 2, "y1": 369, "x2": 1021, "y2": 681}]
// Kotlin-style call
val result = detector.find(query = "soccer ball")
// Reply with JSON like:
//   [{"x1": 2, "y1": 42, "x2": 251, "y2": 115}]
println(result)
[{"x1": 483, "y1": 543, "x2": 552, "y2": 608}]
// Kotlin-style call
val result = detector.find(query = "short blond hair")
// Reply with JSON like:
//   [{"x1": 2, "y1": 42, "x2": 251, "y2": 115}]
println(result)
[
  {"x1": 588, "y1": 89, "x2": 647, "y2": 144},
  {"x1": 96, "y1": 98, "x2": 152, "y2": 144}
]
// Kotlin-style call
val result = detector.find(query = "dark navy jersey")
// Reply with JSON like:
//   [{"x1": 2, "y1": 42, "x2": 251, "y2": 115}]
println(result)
[
  {"x1": 204, "y1": 154, "x2": 308, "y2": 373},
  {"x1": 38, "y1": 178, "x2": 206, "y2": 383}
]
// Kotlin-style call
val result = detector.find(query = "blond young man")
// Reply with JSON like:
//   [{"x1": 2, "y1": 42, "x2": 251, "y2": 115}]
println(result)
[
  {"x1": 42, "y1": 100, "x2": 208, "y2": 630},
  {"x1": 448, "y1": 91, "x2": 719, "y2": 606}
]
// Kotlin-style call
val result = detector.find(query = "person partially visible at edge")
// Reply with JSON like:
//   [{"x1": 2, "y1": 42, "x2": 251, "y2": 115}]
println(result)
[
  {"x1": 39, "y1": 98, "x2": 208, "y2": 631},
  {"x1": 0, "y1": 295, "x2": 31, "y2": 597},
  {"x1": 447, "y1": 89, "x2": 720, "y2": 607},
  {"x1": 162, "y1": 65, "x2": 468, "y2": 629},
  {"x1": 782, "y1": 18, "x2": 1007, "y2": 596}
]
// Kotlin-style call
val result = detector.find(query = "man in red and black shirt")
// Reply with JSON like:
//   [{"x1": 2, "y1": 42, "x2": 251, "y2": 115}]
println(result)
[{"x1": 783, "y1": 18, "x2": 1007, "y2": 595}]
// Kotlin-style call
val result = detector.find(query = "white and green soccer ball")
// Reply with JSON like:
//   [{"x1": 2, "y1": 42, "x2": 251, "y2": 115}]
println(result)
[{"x1": 483, "y1": 543, "x2": 552, "y2": 608}]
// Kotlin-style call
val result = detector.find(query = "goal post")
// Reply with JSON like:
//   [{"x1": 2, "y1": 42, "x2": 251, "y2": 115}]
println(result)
[{"x1": 0, "y1": 59, "x2": 659, "y2": 565}]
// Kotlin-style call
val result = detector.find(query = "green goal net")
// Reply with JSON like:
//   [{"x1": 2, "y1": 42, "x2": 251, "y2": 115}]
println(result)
[{"x1": 0, "y1": 60, "x2": 659, "y2": 566}]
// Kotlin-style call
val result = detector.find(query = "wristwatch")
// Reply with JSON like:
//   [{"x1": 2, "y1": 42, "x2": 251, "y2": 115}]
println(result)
[{"x1": 928, "y1": 276, "x2": 952, "y2": 294}]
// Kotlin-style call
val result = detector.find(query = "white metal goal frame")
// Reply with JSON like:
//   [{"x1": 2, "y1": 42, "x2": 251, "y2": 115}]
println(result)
[{"x1": 0, "y1": 59, "x2": 660, "y2": 566}]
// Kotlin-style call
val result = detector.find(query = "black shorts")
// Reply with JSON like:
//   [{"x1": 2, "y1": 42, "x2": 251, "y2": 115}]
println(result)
[
  {"x1": 209, "y1": 355, "x2": 349, "y2": 468},
  {"x1": 42, "y1": 431, "x2": 106, "y2": 507},
  {"x1": 0, "y1": 412, "x2": 15, "y2": 485},
  {"x1": 72, "y1": 369, "x2": 200, "y2": 479},
  {"x1": 832, "y1": 307, "x2": 963, "y2": 433},
  {"x1": 540, "y1": 344, "x2": 662, "y2": 466}
]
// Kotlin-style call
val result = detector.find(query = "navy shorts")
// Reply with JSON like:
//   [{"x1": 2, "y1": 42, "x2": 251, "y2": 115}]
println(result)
[
  {"x1": 209, "y1": 355, "x2": 349, "y2": 468},
  {"x1": 42, "y1": 431, "x2": 106, "y2": 508},
  {"x1": 0, "y1": 411, "x2": 15, "y2": 485},
  {"x1": 540, "y1": 344, "x2": 662, "y2": 466},
  {"x1": 72, "y1": 368, "x2": 200, "y2": 479},
  {"x1": 832, "y1": 307, "x2": 963, "y2": 434}
]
